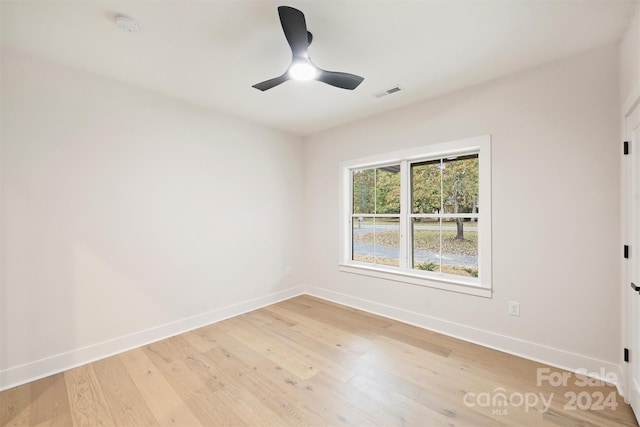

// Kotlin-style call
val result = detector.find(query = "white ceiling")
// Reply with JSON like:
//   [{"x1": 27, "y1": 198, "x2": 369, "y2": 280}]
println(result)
[{"x1": 1, "y1": 1, "x2": 636, "y2": 136}]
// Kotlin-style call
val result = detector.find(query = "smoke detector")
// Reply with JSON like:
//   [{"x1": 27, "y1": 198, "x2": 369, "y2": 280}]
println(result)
[{"x1": 115, "y1": 15, "x2": 139, "y2": 33}]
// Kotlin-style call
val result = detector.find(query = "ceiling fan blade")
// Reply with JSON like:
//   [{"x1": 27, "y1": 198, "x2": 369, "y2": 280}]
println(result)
[
  {"x1": 317, "y1": 70, "x2": 364, "y2": 90},
  {"x1": 252, "y1": 74, "x2": 289, "y2": 91},
  {"x1": 278, "y1": 6, "x2": 309, "y2": 58}
]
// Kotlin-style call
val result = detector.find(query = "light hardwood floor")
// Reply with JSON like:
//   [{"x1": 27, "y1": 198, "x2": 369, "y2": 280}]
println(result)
[{"x1": 1, "y1": 295, "x2": 638, "y2": 426}]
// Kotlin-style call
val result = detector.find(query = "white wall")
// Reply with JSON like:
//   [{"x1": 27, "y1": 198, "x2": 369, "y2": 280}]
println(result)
[
  {"x1": 620, "y1": 5, "x2": 640, "y2": 111},
  {"x1": 0, "y1": 51, "x2": 305, "y2": 389},
  {"x1": 303, "y1": 45, "x2": 621, "y2": 375}
]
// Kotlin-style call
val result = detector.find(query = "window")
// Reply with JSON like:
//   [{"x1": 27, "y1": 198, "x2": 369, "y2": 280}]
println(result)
[
  {"x1": 352, "y1": 165, "x2": 401, "y2": 266},
  {"x1": 340, "y1": 135, "x2": 492, "y2": 297}
]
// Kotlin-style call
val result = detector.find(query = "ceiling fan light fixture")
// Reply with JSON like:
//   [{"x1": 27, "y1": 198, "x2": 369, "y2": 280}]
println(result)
[
  {"x1": 289, "y1": 62, "x2": 317, "y2": 81},
  {"x1": 252, "y1": 6, "x2": 363, "y2": 91}
]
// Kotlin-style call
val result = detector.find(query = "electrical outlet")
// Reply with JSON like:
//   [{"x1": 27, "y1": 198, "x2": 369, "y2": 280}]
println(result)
[
  {"x1": 508, "y1": 301, "x2": 520, "y2": 317},
  {"x1": 284, "y1": 266, "x2": 292, "y2": 276}
]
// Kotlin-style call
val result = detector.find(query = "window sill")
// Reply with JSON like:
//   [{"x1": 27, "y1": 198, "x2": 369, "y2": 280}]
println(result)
[{"x1": 338, "y1": 263, "x2": 492, "y2": 298}]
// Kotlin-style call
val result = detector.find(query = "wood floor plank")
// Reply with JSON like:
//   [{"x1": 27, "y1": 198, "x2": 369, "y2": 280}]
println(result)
[
  {"x1": 310, "y1": 372, "x2": 414, "y2": 427},
  {"x1": 366, "y1": 332, "x2": 539, "y2": 395},
  {"x1": 63, "y1": 364, "x2": 115, "y2": 427},
  {"x1": 353, "y1": 361, "x2": 425, "y2": 401},
  {"x1": 231, "y1": 315, "x2": 357, "y2": 384},
  {"x1": 119, "y1": 348, "x2": 203, "y2": 427},
  {"x1": 204, "y1": 333, "x2": 374, "y2": 426},
  {"x1": 1, "y1": 294, "x2": 636, "y2": 427},
  {"x1": 175, "y1": 335, "x2": 290, "y2": 427},
  {"x1": 203, "y1": 345, "x2": 313, "y2": 427},
  {"x1": 142, "y1": 337, "x2": 246, "y2": 426},
  {"x1": 92, "y1": 356, "x2": 158, "y2": 426},
  {"x1": 29, "y1": 373, "x2": 72, "y2": 426},
  {"x1": 0, "y1": 382, "x2": 32, "y2": 426},
  {"x1": 377, "y1": 321, "x2": 454, "y2": 358},
  {"x1": 202, "y1": 345, "x2": 330, "y2": 426},
  {"x1": 263, "y1": 305, "x2": 375, "y2": 357},
  {"x1": 542, "y1": 386, "x2": 637, "y2": 427},
  {"x1": 363, "y1": 333, "x2": 560, "y2": 426},
  {"x1": 278, "y1": 296, "x2": 393, "y2": 339},
  {"x1": 347, "y1": 373, "x2": 451, "y2": 427},
  {"x1": 222, "y1": 317, "x2": 319, "y2": 380},
  {"x1": 252, "y1": 308, "x2": 369, "y2": 373},
  {"x1": 414, "y1": 385, "x2": 507, "y2": 427},
  {"x1": 181, "y1": 330, "x2": 219, "y2": 354}
]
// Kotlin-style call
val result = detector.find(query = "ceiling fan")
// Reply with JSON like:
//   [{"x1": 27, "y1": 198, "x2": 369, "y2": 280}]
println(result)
[{"x1": 252, "y1": 6, "x2": 364, "y2": 91}]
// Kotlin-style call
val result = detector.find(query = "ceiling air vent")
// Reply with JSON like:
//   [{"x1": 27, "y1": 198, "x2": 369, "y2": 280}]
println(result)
[{"x1": 373, "y1": 85, "x2": 402, "y2": 99}]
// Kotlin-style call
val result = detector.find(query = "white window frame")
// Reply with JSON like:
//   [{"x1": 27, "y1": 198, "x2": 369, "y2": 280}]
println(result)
[{"x1": 339, "y1": 135, "x2": 492, "y2": 298}]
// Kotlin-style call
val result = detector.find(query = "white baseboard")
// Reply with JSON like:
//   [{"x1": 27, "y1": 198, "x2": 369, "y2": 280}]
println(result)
[
  {"x1": 305, "y1": 285, "x2": 624, "y2": 396},
  {"x1": 0, "y1": 285, "x2": 306, "y2": 392}
]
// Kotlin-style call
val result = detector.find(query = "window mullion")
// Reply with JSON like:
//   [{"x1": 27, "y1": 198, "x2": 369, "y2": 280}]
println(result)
[
  {"x1": 373, "y1": 170, "x2": 377, "y2": 264},
  {"x1": 439, "y1": 160, "x2": 444, "y2": 273},
  {"x1": 399, "y1": 160, "x2": 409, "y2": 269}
]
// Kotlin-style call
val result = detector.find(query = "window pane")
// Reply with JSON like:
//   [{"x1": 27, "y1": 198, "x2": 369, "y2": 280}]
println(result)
[
  {"x1": 441, "y1": 217, "x2": 478, "y2": 278},
  {"x1": 442, "y1": 155, "x2": 478, "y2": 215},
  {"x1": 352, "y1": 216, "x2": 374, "y2": 262},
  {"x1": 375, "y1": 166, "x2": 400, "y2": 214},
  {"x1": 412, "y1": 217, "x2": 441, "y2": 272},
  {"x1": 374, "y1": 218, "x2": 400, "y2": 266},
  {"x1": 352, "y1": 217, "x2": 400, "y2": 267},
  {"x1": 411, "y1": 160, "x2": 442, "y2": 214},
  {"x1": 353, "y1": 169, "x2": 374, "y2": 214}
]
